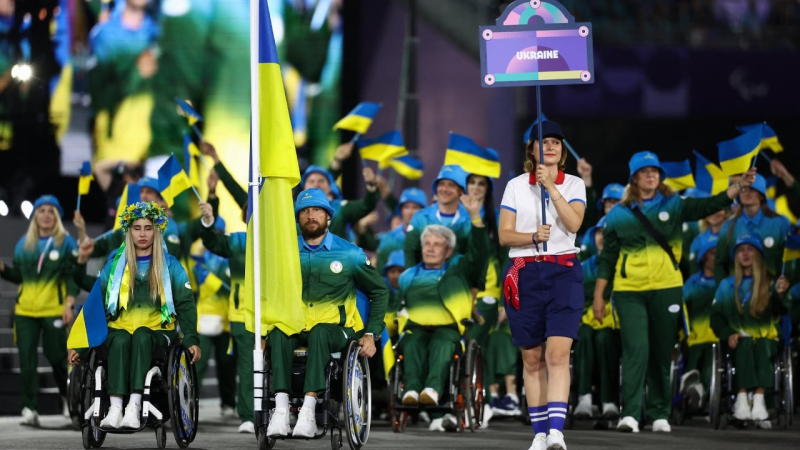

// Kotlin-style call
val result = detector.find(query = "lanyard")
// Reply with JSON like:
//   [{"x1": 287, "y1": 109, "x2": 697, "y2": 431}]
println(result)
[
  {"x1": 435, "y1": 209, "x2": 460, "y2": 226},
  {"x1": 37, "y1": 236, "x2": 54, "y2": 275}
]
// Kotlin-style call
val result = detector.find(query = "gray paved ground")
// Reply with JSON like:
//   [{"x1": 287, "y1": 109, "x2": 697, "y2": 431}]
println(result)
[{"x1": 1, "y1": 401, "x2": 798, "y2": 449}]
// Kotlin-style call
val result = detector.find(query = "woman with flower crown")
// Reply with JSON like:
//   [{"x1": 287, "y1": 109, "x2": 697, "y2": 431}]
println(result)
[{"x1": 67, "y1": 201, "x2": 201, "y2": 429}]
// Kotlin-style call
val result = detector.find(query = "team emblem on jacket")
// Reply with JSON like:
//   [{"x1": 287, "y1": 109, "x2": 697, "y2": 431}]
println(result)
[
  {"x1": 764, "y1": 237, "x2": 775, "y2": 248},
  {"x1": 658, "y1": 211, "x2": 669, "y2": 222},
  {"x1": 330, "y1": 261, "x2": 343, "y2": 273},
  {"x1": 168, "y1": 234, "x2": 180, "y2": 244},
  {"x1": 226, "y1": 267, "x2": 231, "y2": 277},
  {"x1": 366, "y1": 257, "x2": 372, "y2": 266},
  {"x1": 49, "y1": 250, "x2": 60, "y2": 261}
]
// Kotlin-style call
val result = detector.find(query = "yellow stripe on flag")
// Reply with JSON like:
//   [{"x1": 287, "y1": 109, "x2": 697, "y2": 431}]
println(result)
[
  {"x1": 664, "y1": 174, "x2": 696, "y2": 191},
  {"x1": 775, "y1": 195, "x2": 798, "y2": 224},
  {"x1": 333, "y1": 115, "x2": 373, "y2": 134},
  {"x1": 444, "y1": 149, "x2": 501, "y2": 179},
  {"x1": 162, "y1": 171, "x2": 192, "y2": 207},
  {"x1": 762, "y1": 136, "x2": 783, "y2": 153},
  {"x1": 720, "y1": 151, "x2": 757, "y2": 176},
  {"x1": 78, "y1": 176, "x2": 93, "y2": 195}
]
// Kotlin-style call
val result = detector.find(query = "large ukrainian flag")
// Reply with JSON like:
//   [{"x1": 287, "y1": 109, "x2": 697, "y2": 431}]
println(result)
[
  {"x1": 67, "y1": 279, "x2": 108, "y2": 349},
  {"x1": 444, "y1": 132, "x2": 501, "y2": 179},
  {"x1": 244, "y1": 0, "x2": 304, "y2": 337}
]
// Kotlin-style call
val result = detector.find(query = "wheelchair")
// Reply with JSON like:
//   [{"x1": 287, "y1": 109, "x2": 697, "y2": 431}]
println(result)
[
  {"x1": 78, "y1": 338, "x2": 199, "y2": 449},
  {"x1": 386, "y1": 333, "x2": 484, "y2": 433},
  {"x1": 707, "y1": 340, "x2": 793, "y2": 430},
  {"x1": 255, "y1": 339, "x2": 372, "y2": 450},
  {"x1": 565, "y1": 344, "x2": 623, "y2": 430}
]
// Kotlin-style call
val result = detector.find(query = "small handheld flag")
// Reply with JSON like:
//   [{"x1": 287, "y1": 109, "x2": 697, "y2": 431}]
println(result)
[
  {"x1": 445, "y1": 132, "x2": 501, "y2": 179},
  {"x1": 158, "y1": 154, "x2": 202, "y2": 206},
  {"x1": 183, "y1": 131, "x2": 212, "y2": 173},
  {"x1": 782, "y1": 235, "x2": 800, "y2": 275},
  {"x1": 388, "y1": 155, "x2": 424, "y2": 180},
  {"x1": 333, "y1": 102, "x2": 381, "y2": 136},
  {"x1": 718, "y1": 128, "x2": 761, "y2": 176},
  {"x1": 175, "y1": 98, "x2": 204, "y2": 141},
  {"x1": 77, "y1": 161, "x2": 93, "y2": 210},
  {"x1": 662, "y1": 159, "x2": 696, "y2": 191},
  {"x1": 693, "y1": 150, "x2": 728, "y2": 195},
  {"x1": 736, "y1": 122, "x2": 783, "y2": 153},
  {"x1": 357, "y1": 130, "x2": 408, "y2": 168}
]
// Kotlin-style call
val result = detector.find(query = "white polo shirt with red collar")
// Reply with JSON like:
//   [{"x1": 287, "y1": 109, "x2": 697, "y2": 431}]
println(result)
[{"x1": 500, "y1": 170, "x2": 587, "y2": 258}]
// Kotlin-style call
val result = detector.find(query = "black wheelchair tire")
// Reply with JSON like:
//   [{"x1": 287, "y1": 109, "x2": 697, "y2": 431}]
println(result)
[
  {"x1": 80, "y1": 349, "x2": 107, "y2": 448},
  {"x1": 387, "y1": 365, "x2": 407, "y2": 433},
  {"x1": 464, "y1": 340, "x2": 484, "y2": 432},
  {"x1": 156, "y1": 425, "x2": 167, "y2": 449},
  {"x1": 257, "y1": 427, "x2": 276, "y2": 450},
  {"x1": 709, "y1": 344, "x2": 723, "y2": 430},
  {"x1": 167, "y1": 343, "x2": 199, "y2": 448},
  {"x1": 331, "y1": 427, "x2": 343, "y2": 450}
]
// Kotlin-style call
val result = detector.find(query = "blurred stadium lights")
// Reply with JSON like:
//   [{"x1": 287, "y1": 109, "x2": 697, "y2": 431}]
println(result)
[
  {"x1": 0, "y1": 201, "x2": 8, "y2": 217},
  {"x1": 20, "y1": 201, "x2": 33, "y2": 220},
  {"x1": 11, "y1": 63, "x2": 33, "y2": 82}
]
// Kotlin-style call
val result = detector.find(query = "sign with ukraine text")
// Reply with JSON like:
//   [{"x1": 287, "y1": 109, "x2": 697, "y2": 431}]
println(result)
[{"x1": 480, "y1": 0, "x2": 594, "y2": 87}]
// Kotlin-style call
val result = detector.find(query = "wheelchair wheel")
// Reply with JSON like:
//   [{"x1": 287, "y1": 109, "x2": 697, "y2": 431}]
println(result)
[
  {"x1": 387, "y1": 364, "x2": 408, "y2": 433},
  {"x1": 257, "y1": 349, "x2": 277, "y2": 450},
  {"x1": 68, "y1": 363, "x2": 83, "y2": 427},
  {"x1": 668, "y1": 344, "x2": 684, "y2": 425},
  {"x1": 167, "y1": 343, "x2": 199, "y2": 448},
  {"x1": 708, "y1": 343, "x2": 724, "y2": 430},
  {"x1": 783, "y1": 345, "x2": 794, "y2": 427},
  {"x1": 80, "y1": 349, "x2": 107, "y2": 448},
  {"x1": 342, "y1": 340, "x2": 371, "y2": 450},
  {"x1": 155, "y1": 425, "x2": 167, "y2": 449},
  {"x1": 463, "y1": 340, "x2": 484, "y2": 432},
  {"x1": 331, "y1": 427, "x2": 343, "y2": 450}
]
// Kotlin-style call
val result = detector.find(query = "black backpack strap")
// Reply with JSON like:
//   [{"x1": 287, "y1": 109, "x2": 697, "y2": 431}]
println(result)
[{"x1": 627, "y1": 206, "x2": 679, "y2": 269}]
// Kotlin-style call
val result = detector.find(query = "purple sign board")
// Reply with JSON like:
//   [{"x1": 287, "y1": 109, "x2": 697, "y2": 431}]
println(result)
[{"x1": 479, "y1": 0, "x2": 594, "y2": 87}]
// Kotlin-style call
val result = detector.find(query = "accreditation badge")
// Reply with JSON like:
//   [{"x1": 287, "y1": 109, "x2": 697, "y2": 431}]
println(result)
[
  {"x1": 49, "y1": 250, "x2": 60, "y2": 261},
  {"x1": 330, "y1": 261, "x2": 343, "y2": 273}
]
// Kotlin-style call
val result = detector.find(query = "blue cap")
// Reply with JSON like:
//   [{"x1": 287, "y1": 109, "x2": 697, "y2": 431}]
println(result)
[
  {"x1": 384, "y1": 250, "x2": 405, "y2": 275},
  {"x1": 214, "y1": 215, "x2": 226, "y2": 233},
  {"x1": 731, "y1": 232, "x2": 764, "y2": 259},
  {"x1": 527, "y1": 120, "x2": 564, "y2": 143},
  {"x1": 138, "y1": 177, "x2": 160, "y2": 193},
  {"x1": 597, "y1": 183, "x2": 625, "y2": 209},
  {"x1": 295, "y1": 188, "x2": 336, "y2": 219},
  {"x1": 749, "y1": 173, "x2": 767, "y2": 198},
  {"x1": 628, "y1": 151, "x2": 666, "y2": 183},
  {"x1": 33, "y1": 195, "x2": 64, "y2": 218},
  {"x1": 683, "y1": 188, "x2": 711, "y2": 199},
  {"x1": 696, "y1": 233, "x2": 719, "y2": 264},
  {"x1": 397, "y1": 188, "x2": 427, "y2": 210},
  {"x1": 301, "y1": 165, "x2": 341, "y2": 200},
  {"x1": 431, "y1": 165, "x2": 468, "y2": 196}
]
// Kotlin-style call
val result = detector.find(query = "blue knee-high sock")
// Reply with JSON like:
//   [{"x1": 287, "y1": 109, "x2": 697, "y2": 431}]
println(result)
[
  {"x1": 528, "y1": 405, "x2": 549, "y2": 435},
  {"x1": 548, "y1": 402, "x2": 569, "y2": 433}
]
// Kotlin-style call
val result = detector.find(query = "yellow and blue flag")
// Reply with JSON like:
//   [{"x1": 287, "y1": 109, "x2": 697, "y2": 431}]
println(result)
[
  {"x1": 67, "y1": 279, "x2": 108, "y2": 349},
  {"x1": 776, "y1": 195, "x2": 798, "y2": 224},
  {"x1": 113, "y1": 183, "x2": 141, "y2": 230},
  {"x1": 718, "y1": 128, "x2": 761, "y2": 176},
  {"x1": 196, "y1": 264, "x2": 229, "y2": 300},
  {"x1": 766, "y1": 176, "x2": 777, "y2": 199},
  {"x1": 692, "y1": 150, "x2": 728, "y2": 195},
  {"x1": 183, "y1": 132, "x2": 201, "y2": 186},
  {"x1": 736, "y1": 122, "x2": 782, "y2": 153},
  {"x1": 381, "y1": 328, "x2": 394, "y2": 381},
  {"x1": 662, "y1": 159, "x2": 695, "y2": 191},
  {"x1": 78, "y1": 161, "x2": 93, "y2": 195},
  {"x1": 332, "y1": 102, "x2": 381, "y2": 134},
  {"x1": 783, "y1": 235, "x2": 800, "y2": 263},
  {"x1": 389, "y1": 155, "x2": 424, "y2": 180},
  {"x1": 445, "y1": 132, "x2": 501, "y2": 179},
  {"x1": 244, "y1": 0, "x2": 304, "y2": 337},
  {"x1": 357, "y1": 130, "x2": 408, "y2": 168},
  {"x1": 175, "y1": 98, "x2": 202, "y2": 126},
  {"x1": 158, "y1": 155, "x2": 193, "y2": 207}
]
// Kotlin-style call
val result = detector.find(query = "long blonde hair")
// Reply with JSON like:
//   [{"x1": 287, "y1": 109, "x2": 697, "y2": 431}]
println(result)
[
  {"x1": 124, "y1": 225, "x2": 167, "y2": 303},
  {"x1": 24, "y1": 207, "x2": 67, "y2": 251},
  {"x1": 523, "y1": 140, "x2": 568, "y2": 173},
  {"x1": 733, "y1": 247, "x2": 771, "y2": 318},
  {"x1": 620, "y1": 182, "x2": 675, "y2": 207}
]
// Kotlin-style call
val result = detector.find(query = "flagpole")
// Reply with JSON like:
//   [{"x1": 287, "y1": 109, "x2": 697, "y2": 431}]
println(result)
[
  {"x1": 563, "y1": 139, "x2": 581, "y2": 161},
  {"x1": 759, "y1": 150, "x2": 772, "y2": 163},
  {"x1": 77, "y1": 194, "x2": 82, "y2": 211},
  {"x1": 250, "y1": 0, "x2": 264, "y2": 418},
  {"x1": 536, "y1": 85, "x2": 547, "y2": 252}
]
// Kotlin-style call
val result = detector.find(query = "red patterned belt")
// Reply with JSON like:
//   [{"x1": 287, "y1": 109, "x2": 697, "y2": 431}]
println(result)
[{"x1": 503, "y1": 254, "x2": 577, "y2": 310}]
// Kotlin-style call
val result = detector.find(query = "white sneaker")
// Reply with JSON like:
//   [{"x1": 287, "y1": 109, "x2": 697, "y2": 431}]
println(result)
[
  {"x1": 442, "y1": 413, "x2": 458, "y2": 432},
  {"x1": 428, "y1": 417, "x2": 445, "y2": 431},
  {"x1": 652, "y1": 418, "x2": 671, "y2": 433},
  {"x1": 20, "y1": 407, "x2": 40, "y2": 427},
  {"x1": 602, "y1": 402, "x2": 619, "y2": 419},
  {"x1": 292, "y1": 406, "x2": 317, "y2": 438},
  {"x1": 546, "y1": 429, "x2": 567, "y2": 450},
  {"x1": 418, "y1": 411, "x2": 431, "y2": 424},
  {"x1": 528, "y1": 433, "x2": 547, "y2": 450},
  {"x1": 238, "y1": 421, "x2": 255, "y2": 433},
  {"x1": 266, "y1": 408, "x2": 291, "y2": 437},
  {"x1": 419, "y1": 387, "x2": 439, "y2": 405},
  {"x1": 680, "y1": 370, "x2": 700, "y2": 395},
  {"x1": 755, "y1": 420, "x2": 772, "y2": 429},
  {"x1": 574, "y1": 394, "x2": 592, "y2": 418},
  {"x1": 221, "y1": 405, "x2": 236, "y2": 417},
  {"x1": 402, "y1": 390, "x2": 419, "y2": 406},
  {"x1": 733, "y1": 392, "x2": 752, "y2": 421},
  {"x1": 120, "y1": 403, "x2": 141, "y2": 429},
  {"x1": 62, "y1": 396, "x2": 70, "y2": 418},
  {"x1": 99, "y1": 405, "x2": 123, "y2": 429},
  {"x1": 751, "y1": 393, "x2": 769, "y2": 421},
  {"x1": 616, "y1": 415, "x2": 639, "y2": 433},
  {"x1": 480, "y1": 404, "x2": 493, "y2": 429},
  {"x1": 686, "y1": 382, "x2": 705, "y2": 410}
]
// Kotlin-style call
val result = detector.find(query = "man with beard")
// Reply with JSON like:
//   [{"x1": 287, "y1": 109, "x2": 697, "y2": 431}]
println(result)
[{"x1": 266, "y1": 188, "x2": 389, "y2": 438}]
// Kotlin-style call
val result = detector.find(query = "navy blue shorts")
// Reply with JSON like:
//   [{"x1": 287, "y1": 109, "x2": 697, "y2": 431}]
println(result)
[{"x1": 503, "y1": 259, "x2": 584, "y2": 348}]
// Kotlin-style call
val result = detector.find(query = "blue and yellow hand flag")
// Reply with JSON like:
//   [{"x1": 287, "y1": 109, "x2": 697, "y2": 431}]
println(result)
[
  {"x1": 175, "y1": 98, "x2": 202, "y2": 126},
  {"x1": 244, "y1": 0, "x2": 304, "y2": 337},
  {"x1": 736, "y1": 122, "x2": 783, "y2": 153},
  {"x1": 196, "y1": 263, "x2": 230, "y2": 301},
  {"x1": 662, "y1": 159, "x2": 695, "y2": 191},
  {"x1": 388, "y1": 155, "x2": 424, "y2": 180},
  {"x1": 67, "y1": 279, "x2": 108, "y2": 349},
  {"x1": 113, "y1": 183, "x2": 141, "y2": 230},
  {"x1": 775, "y1": 195, "x2": 798, "y2": 224},
  {"x1": 183, "y1": 132, "x2": 201, "y2": 186},
  {"x1": 333, "y1": 102, "x2": 381, "y2": 134},
  {"x1": 718, "y1": 128, "x2": 761, "y2": 176},
  {"x1": 381, "y1": 328, "x2": 394, "y2": 381},
  {"x1": 357, "y1": 130, "x2": 408, "y2": 168},
  {"x1": 766, "y1": 176, "x2": 777, "y2": 199},
  {"x1": 783, "y1": 235, "x2": 800, "y2": 263},
  {"x1": 692, "y1": 150, "x2": 728, "y2": 195},
  {"x1": 78, "y1": 161, "x2": 93, "y2": 195},
  {"x1": 445, "y1": 132, "x2": 501, "y2": 179},
  {"x1": 158, "y1": 154, "x2": 194, "y2": 207}
]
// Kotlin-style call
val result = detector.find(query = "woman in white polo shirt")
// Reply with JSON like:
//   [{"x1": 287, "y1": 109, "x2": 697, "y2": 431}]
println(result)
[{"x1": 499, "y1": 120, "x2": 586, "y2": 450}]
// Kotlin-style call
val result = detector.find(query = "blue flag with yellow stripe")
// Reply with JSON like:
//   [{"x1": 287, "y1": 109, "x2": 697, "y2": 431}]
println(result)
[
  {"x1": 736, "y1": 122, "x2": 782, "y2": 153},
  {"x1": 175, "y1": 98, "x2": 202, "y2": 126},
  {"x1": 333, "y1": 102, "x2": 381, "y2": 134},
  {"x1": 358, "y1": 130, "x2": 408, "y2": 168},
  {"x1": 445, "y1": 132, "x2": 501, "y2": 179},
  {"x1": 718, "y1": 128, "x2": 760, "y2": 176},
  {"x1": 662, "y1": 159, "x2": 695, "y2": 191},
  {"x1": 389, "y1": 155, "x2": 424, "y2": 180},
  {"x1": 157, "y1": 154, "x2": 193, "y2": 207},
  {"x1": 692, "y1": 150, "x2": 728, "y2": 195},
  {"x1": 67, "y1": 279, "x2": 108, "y2": 349}
]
